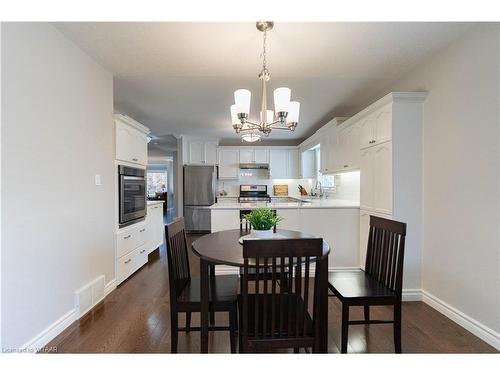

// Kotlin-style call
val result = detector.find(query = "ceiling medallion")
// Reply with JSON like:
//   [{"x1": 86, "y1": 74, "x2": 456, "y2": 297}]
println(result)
[{"x1": 230, "y1": 22, "x2": 300, "y2": 143}]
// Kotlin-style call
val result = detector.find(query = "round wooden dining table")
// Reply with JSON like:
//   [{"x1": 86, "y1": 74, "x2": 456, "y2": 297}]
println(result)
[{"x1": 191, "y1": 228, "x2": 330, "y2": 353}]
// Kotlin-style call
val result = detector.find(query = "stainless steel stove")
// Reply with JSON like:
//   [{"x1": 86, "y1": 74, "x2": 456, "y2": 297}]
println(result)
[{"x1": 238, "y1": 185, "x2": 271, "y2": 203}]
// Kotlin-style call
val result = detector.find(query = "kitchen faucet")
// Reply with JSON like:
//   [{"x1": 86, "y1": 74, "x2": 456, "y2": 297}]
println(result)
[{"x1": 315, "y1": 180, "x2": 323, "y2": 198}]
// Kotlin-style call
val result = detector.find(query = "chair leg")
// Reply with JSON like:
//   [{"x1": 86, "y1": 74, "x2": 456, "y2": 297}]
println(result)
[
  {"x1": 229, "y1": 305, "x2": 237, "y2": 354},
  {"x1": 170, "y1": 310, "x2": 178, "y2": 353},
  {"x1": 393, "y1": 302, "x2": 402, "y2": 353},
  {"x1": 341, "y1": 303, "x2": 349, "y2": 354},
  {"x1": 186, "y1": 311, "x2": 191, "y2": 333},
  {"x1": 364, "y1": 305, "x2": 370, "y2": 322},
  {"x1": 209, "y1": 265, "x2": 216, "y2": 326}
]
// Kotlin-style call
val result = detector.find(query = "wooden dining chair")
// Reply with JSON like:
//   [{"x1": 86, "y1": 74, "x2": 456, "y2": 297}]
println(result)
[
  {"x1": 328, "y1": 216, "x2": 406, "y2": 353},
  {"x1": 239, "y1": 238, "x2": 325, "y2": 353},
  {"x1": 165, "y1": 218, "x2": 239, "y2": 353}
]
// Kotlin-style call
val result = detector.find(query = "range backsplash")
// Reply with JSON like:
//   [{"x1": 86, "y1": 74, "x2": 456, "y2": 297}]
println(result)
[{"x1": 216, "y1": 169, "x2": 360, "y2": 201}]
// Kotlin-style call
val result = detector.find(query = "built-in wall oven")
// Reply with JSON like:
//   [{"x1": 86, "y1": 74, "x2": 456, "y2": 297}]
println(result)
[{"x1": 119, "y1": 165, "x2": 147, "y2": 227}]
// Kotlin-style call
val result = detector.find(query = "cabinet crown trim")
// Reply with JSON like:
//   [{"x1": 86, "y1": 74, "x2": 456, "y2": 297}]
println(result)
[
  {"x1": 340, "y1": 92, "x2": 427, "y2": 129},
  {"x1": 114, "y1": 114, "x2": 151, "y2": 135}
]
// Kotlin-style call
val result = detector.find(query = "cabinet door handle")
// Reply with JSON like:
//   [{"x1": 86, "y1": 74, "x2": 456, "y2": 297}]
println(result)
[
  {"x1": 123, "y1": 235, "x2": 131, "y2": 239},
  {"x1": 140, "y1": 249, "x2": 146, "y2": 254},
  {"x1": 140, "y1": 229, "x2": 146, "y2": 232},
  {"x1": 124, "y1": 259, "x2": 132, "y2": 264},
  {"x1": 132, "y1": 158, "x2": 138, "y2": 161},
  {"x1": 344, "y1": 164, "x2": 349, "y2": 168}
]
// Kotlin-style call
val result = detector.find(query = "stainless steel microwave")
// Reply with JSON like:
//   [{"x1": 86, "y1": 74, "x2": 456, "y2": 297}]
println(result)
[{"x1": 119, "y1": 165, "x2": 147, "y2": 227}]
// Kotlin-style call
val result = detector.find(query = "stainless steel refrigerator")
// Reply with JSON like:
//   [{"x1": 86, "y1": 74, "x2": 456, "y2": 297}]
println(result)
[{"x1": 183, "y1": 165, "x2": 216, "y2": 233}]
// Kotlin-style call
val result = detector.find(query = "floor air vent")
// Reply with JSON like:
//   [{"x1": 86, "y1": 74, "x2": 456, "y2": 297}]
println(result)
[{"x1": 74, "y1": 275, "x2": 105, "y2": 318}]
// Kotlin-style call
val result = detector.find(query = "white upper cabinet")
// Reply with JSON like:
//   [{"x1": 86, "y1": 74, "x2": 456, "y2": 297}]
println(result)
[
  {"x1": 359, "y1": 103, "x2": 392, "y2": 149},
  {"x1": 301, "y1": 149, "x2": 316, "y2": 178},
  {"x1": 317, "y1": 118, "x2": 347, "y2": 174},
  {"x1": 217, "y1": 148, "x2": 239, "y2": 180},
  {"x1": 239, "y1": 149, "x2": 254, "y2": 163},
  {"x1": 288, "y1": 149, "x2": 299, "y2": 178},
  {"x1": 254, "y1": 148, "x2": 270, "y2": 163},
  {"x1": 269, "y1": 148, "x2": 299, "y2": 179},
  {"x1": 115, "y1": 115, "x2": 149, "y2": 166},
  {"x1": 204, "y1": 142, "x2": 218, "y2": 164},
  {"x1": 238, "y1": 148, "x2": 270, "y2": 163},
  {"x1": 186, "y1": 139, "x2": 218, "y2": 165},
  {"x1": 188, "y1": 141, "x2": 204, "y2": 163},
  {"x1": 334, "y1": 121, "x2": 361, "y2": 172}
]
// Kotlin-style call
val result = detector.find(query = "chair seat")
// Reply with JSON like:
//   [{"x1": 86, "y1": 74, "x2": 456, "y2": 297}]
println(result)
[
  {"x1": 177, "y1": 275, "x2": 239, "y2": 305},
  {"x1": 328, "y1": 271, "x2": 397, "y2": 301},
  {"x1": 238, "y1": 294, "x2": 313, "y2": 338}
]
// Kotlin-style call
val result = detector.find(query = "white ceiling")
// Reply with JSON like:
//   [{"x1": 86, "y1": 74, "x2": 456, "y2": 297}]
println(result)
[{"x1": 55, "y1": 22, "x2": 473, "y2": 144}]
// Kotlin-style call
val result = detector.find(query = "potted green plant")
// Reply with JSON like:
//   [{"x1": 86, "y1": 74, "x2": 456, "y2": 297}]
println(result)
[{"x1": 244, "y1": 208, "x2": 282, "y2": 238}]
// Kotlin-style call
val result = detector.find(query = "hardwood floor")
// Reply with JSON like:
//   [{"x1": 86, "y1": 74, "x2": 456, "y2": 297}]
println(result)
[{"x1": 46, "y1": 235, "x2": 497, "y2": 353}]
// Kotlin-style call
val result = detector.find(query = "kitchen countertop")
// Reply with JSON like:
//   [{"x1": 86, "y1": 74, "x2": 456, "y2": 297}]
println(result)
[
  {"x1": 210, "y1": 198, "x2": 359, "y2": 210},
  {"x1": 147, "y1": 200, "x2": 164, "y2": 206}
]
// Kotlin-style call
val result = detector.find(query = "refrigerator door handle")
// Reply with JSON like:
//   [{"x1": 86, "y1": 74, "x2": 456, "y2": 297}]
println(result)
[{"x1": 212, "y1": 167, "x2": 217, "y2": 205}]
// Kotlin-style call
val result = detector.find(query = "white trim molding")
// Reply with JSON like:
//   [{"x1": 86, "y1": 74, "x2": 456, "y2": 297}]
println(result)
[
  {"x1": 18, "y1": 278, "x2": 117, "y2": 353},
  {"x1": 421, "y1": 290, "x2": 500, "y2": 350},
  {"x1": 104, "y1": 278, "x2": 117, "y2": 297},
  {"x1": 20, "y1": 309, "x2": 76, "y2": 353}
]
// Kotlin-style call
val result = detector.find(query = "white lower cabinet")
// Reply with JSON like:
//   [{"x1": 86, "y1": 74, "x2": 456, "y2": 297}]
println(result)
[
  {"x1": 212, "y1": 208, "x2": 360, "y2": 269},
  {"x1": 117, "y1": 246, "x2": 148, "y2": 285},
  {"x1": 211, "y1": 210, "x2": 240, "y2": 233},
  {"x1": 116, "y1": 202, "x2": 165, "y2": 285},
  {"x1": 146, "y1": 203, "x2": 164, "y2": 253},
  {"x1": 116, "y1": 224, "x2": 147, "y2": 259}
]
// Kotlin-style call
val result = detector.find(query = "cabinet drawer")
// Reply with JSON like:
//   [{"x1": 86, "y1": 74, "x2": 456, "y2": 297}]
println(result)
[
  {"x1": 116, "y1": 225, "x2": 147, "y2": 258},
  {"x1": 117, "y1": 246, "x2": 148, "y2": 284}
]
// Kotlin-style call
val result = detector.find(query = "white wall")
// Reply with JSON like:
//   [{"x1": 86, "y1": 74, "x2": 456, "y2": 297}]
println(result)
[
  {"x1": 378, "y1": 24, "x2": 500, "y2": 339},
  {"x1": 1, "y1": 23, "x2": 114, "y2": 349}
]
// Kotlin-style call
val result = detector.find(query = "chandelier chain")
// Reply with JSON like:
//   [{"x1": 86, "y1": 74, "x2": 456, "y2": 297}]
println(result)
[{"x1": 261, "y1": 30, "x2": 268, "y2": 75}]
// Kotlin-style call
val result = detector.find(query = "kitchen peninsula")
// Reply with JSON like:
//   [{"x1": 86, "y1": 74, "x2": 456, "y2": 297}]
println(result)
[{"x1": 210, "y1": 197, "x2": 360, "y2": 269}]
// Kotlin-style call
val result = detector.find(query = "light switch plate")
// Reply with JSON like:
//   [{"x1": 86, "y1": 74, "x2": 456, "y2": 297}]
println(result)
[{"x1": 95, "y1": 174, "x2": 102, "y2": 186}]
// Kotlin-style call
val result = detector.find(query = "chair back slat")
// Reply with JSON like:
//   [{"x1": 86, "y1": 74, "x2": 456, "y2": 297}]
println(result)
[
  {"x1": 364, "y1": 216, "x2": 406, "y2": 295},
  {"x1": 241, "y1": 238, "x2": 324, "y2": 351},
  {"x1": 165, "y1": 218, "x2": 191, "y2": 300}
]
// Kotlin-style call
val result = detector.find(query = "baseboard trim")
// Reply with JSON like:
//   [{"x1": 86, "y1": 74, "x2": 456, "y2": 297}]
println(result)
[
  {"x1": 421, "y1": 290, "x2": 500, "y2": 350},
  {"x1": 20, "y1": 309, "x2": 77, "y2": 352},
  {"x1": 18, "y1": 277, "x2": 117, "y2": 353},
  {"x1": 402, "y1": 289, "x2": 423, "y2": 302},
  {"x1": 104, "y1": 278, "x2": 116, "y2": 297}
]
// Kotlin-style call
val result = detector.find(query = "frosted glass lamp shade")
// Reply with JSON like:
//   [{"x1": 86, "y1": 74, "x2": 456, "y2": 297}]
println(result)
[
  {"x1": 260, "y1": 110, "x2": 274, "y2": 124},
  {"x1": 241, "y1": 132, "x2": 261, "y2": 143},
  {"x1": 273, "y1": 87, "x2": 291, "y2": 113},
  {"x1": 230, "y1": 105, "x2": 238, "y2": 124},
  {"x1": 287, "y1": 101, "x2": 300, "y2": 123},
  {"x1": 234, "y1": 89, "x2": 251, "y2": 114}
]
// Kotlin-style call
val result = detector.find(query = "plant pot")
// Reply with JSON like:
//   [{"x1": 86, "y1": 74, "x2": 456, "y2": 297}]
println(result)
[{"x1": 251, "y1": 229, "x2": 274, "y2": 238}]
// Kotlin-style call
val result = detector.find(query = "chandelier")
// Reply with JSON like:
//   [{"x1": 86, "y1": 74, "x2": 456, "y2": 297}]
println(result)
[{"x1": 230, "y1": 21, "x2": 300, "y2": 143}]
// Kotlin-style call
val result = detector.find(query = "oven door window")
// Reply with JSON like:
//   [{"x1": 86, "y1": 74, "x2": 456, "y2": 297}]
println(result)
[{"x1": 123, "y1": 176, "x2": 146, "y2": 216}]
